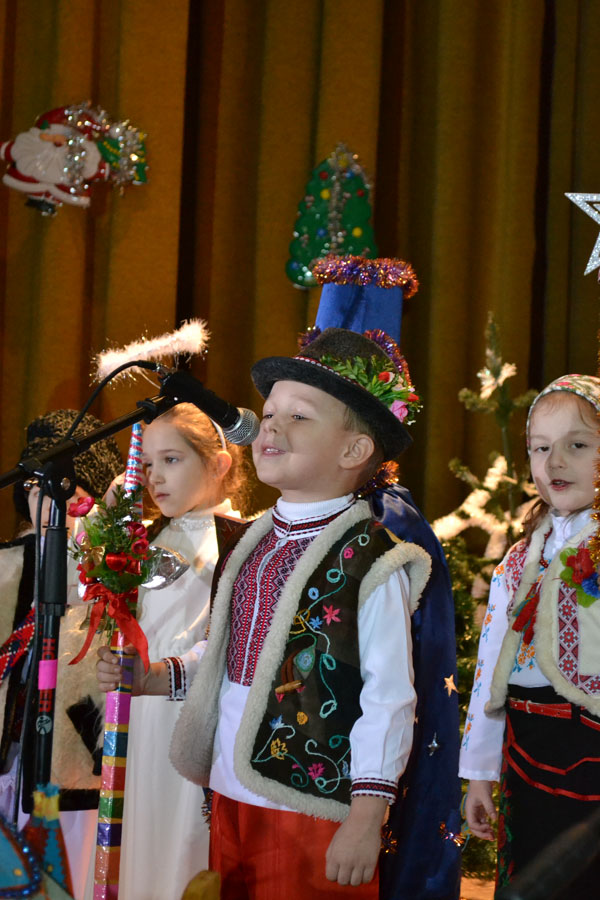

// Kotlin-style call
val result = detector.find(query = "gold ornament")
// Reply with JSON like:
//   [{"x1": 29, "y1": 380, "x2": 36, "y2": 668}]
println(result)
[{"x1": 443, "y1": 674, "x2": 458, "y2": 697}]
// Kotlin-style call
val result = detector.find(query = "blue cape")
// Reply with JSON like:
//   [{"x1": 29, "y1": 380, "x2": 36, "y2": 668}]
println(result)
[{"x1": 372, "y1": 485, "x2": 461, "y2": 900}]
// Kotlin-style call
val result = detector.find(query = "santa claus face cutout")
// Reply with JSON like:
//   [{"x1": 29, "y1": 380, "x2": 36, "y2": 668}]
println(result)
[{"x1": 0, "y1": 103, "x2": 147, "y2": 215}]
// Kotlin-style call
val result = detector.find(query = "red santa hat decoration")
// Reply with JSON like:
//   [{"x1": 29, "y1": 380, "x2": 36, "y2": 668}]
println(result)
[{"x1": 0, "y1": 101, "x2": 147, "y2": 215}]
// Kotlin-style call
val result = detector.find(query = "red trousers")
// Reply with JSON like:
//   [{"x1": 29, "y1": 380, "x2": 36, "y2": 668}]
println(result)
[{"x1": 209, "y1": 792, "x2": 379, "y2": 900}]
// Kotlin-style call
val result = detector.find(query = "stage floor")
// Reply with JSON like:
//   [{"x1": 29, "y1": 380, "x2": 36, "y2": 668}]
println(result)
[{"x1": 461, "y1": 876, "x2": 495, "y2": 899}]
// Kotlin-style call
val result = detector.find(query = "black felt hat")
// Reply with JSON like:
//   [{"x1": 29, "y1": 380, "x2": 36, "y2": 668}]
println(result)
[
  {"x1": 13, "y1": 409, "x2": 124, "y2": 521},
  {"x1": 251, "y1": 327, "x2": 418, "y2": 460}
]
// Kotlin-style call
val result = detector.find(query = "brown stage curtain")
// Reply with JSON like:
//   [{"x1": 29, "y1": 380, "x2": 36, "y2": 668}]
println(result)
[{"x1": 0, "y1": 0, "x2": 599, "y2": 538}]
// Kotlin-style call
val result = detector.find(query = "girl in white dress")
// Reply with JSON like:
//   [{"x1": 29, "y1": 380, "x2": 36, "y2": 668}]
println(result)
[
  {"x1": 92, "y1": 403, "x2": 248, "y2": 900},
  {"x1": 459, "y1": 375, "x2": 600, "y2": 897}
]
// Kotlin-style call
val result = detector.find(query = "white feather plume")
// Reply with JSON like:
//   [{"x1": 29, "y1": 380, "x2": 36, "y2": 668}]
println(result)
[{"x1": 94, "y1": 319, "x2": 210, "y2": 382}]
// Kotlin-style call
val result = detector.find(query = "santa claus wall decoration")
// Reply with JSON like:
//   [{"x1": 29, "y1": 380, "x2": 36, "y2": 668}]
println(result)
[{"x1": 0, "y1": 102, "x2": 147, "y2": 216}]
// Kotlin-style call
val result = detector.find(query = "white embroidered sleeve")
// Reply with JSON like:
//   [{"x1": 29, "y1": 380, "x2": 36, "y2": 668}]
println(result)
[
  {"x1": 163, "y1": 640, "x2": 206, "y2": 700},
  {"x1": 458, "y1": 560, "x2": 510, "y2": 781},
  {"x1": 350, "y1": 569, "x2": 416, "y2": 802}
]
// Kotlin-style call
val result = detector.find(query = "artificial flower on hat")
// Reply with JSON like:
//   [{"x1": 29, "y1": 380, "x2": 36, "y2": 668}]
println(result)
[{"x1": 252, "y1": 326, "x2": 421, "y2": 460}]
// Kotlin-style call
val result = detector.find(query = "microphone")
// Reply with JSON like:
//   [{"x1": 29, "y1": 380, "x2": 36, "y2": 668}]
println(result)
[{"x1": 158, "y1": 369, "x2": 260, "y2": 445}]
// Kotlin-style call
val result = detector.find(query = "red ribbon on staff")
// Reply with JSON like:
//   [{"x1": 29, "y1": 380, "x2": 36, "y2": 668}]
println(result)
[{"x1": 69, "y1": 582, "x2": 150, "y2": 671}]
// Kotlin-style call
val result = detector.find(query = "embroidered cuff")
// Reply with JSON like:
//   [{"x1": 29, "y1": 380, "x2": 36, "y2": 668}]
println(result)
[
  {"x1": 351, "y1": 778, "x2": 397, "y2": 804},
  {"x1": 162, "y1": 656, "x2": 187, "y2": 701}
]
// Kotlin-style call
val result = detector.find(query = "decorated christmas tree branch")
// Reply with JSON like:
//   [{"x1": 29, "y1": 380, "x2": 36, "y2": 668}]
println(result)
[
  {"x1": 432, "y1": 313, "x2": 538, "y2": 878},
  {"x1": 457, "y1": 314, "x2": 536, "y2": 520}
]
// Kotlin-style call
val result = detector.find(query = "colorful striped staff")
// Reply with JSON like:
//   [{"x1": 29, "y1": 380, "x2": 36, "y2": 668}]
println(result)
[
  {"x1": 93, "y1": 635, "x2": 135, "y2": 898},
  {"x1": 93, "y1": 424, "x2": 145, "y2": 899},
  {"x1": 122, "y1": 423, "x2": 144, "y2": 519}
]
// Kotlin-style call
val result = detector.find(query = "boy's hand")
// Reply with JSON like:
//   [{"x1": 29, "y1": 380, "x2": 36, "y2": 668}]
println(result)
[
  {"x1": 465, "y1": 780, "x2": 497, "y2": 840},
  {"x1": 325, "y1": 795, "x2": 387, "y2": 886},
  {"x1": 96, "y1": 645, "x2": 168, "y2": 696}
]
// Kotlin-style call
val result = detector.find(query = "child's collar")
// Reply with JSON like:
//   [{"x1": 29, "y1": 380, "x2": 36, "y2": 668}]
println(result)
[{"x1": 274, "y1": 493, "x2": 354, "y2": 524}]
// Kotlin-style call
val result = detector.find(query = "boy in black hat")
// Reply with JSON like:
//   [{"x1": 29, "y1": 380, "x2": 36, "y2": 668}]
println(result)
[{"x1": 98, "y1": 328, "x2": 430, "y2": 898}]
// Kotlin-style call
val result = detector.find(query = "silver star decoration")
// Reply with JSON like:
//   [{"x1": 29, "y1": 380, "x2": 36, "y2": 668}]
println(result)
[
  {"x1": 427, "y1": 732, "x2": 440, "y2": 756},
  {"x1": 565, "y1": 193, "x2": 600, "y2": 275}
]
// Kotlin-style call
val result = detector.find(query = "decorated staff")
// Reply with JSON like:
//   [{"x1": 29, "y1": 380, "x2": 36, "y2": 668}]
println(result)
[
  {"x1": 72, "y1": 320, "x2": 210, "y2": 898},
  {"x1": 122, "y1": 423, "x2": 144, "y2": 520},
  {"x1": 69, "y1": 481, "x2": 155, "y2": 900}
]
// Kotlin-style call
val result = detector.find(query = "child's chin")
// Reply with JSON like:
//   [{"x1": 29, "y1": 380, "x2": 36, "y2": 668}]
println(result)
[{"x1": 254, "y1": 461, "x2": 281, "y2": 484}]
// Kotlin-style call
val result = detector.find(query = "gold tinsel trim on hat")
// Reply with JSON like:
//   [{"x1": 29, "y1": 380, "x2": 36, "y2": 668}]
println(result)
[{"x1": 312, "y1": 254, "x2": 419, "y2": 298}]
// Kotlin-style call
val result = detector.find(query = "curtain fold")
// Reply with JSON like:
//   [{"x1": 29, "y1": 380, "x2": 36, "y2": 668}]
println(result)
[{"x1": 1, "y1": 0, "x2": 599, "y2": 535}]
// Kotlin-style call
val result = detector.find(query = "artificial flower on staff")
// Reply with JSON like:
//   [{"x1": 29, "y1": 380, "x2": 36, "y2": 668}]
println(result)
[{"x1": 68, "y1": 485, "x2": 157, "y2": 671}]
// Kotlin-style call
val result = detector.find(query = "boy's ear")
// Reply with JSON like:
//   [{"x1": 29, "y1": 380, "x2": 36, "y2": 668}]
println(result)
[{"x1": 340, "y1": 434, "x2": 375, "y2": 470}]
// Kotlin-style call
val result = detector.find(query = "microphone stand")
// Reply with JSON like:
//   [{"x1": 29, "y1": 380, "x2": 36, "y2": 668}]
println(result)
[
  {"x1": 32, "y1": 458, "x2": 73, "y2": 793},
  {"x1": 0, "y1": 393, "x2": 175, "y2": 816}
]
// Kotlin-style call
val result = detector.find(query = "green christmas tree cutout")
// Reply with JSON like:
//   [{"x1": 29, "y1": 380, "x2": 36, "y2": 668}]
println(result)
[{"x1": 286, "y1": 144, "x2": 378, "y2": 288}]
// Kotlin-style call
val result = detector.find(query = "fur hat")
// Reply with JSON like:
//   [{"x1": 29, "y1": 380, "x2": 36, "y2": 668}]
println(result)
[
  {"x1": 251, "y1": 327, "x2": 421, "y2": 460},
  {"x1": 526, "y1": 374, "x2": 600, "y2": 444},
  {"x1": 14, "y1": 409, "x2": 123, "y2": 521}
]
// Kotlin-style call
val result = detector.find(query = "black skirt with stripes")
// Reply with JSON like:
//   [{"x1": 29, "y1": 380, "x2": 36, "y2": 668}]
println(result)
[{"x1": 496, "y1": 684, "x2": 600, "y2": 898}]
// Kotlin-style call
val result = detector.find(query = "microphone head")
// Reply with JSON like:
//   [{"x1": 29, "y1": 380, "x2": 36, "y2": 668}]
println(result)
[{"x1": 223, "y1": 408, "x2": 260, "y2": 445}]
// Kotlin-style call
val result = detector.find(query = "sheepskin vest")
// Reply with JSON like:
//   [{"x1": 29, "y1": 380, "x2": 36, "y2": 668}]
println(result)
[
  {"x1": 486, "y1": 515, "x2": 600, "y2": 718},
  {"x1": 170, "y1": 500, "x2": 432, "y2": 822}
]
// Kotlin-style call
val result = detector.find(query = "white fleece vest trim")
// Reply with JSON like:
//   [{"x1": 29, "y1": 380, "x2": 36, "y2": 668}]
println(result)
[
  {"x1": 170, "y1": 508, "x2": 275, "y2": 784},
  {"x1": 486, "y1": 516, "x2": 600, "y2": 716},
  {"x1": 170, "y1": 502, "x2": 430, "y2": 820},
  {"x1": 359, "y1": 530, "x2": 431, "y2": 616}
]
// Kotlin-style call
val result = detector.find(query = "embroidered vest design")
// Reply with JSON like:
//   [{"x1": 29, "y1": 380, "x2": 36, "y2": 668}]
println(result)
[
  {"x1": 504, "y1": 540, "x2": 529, "y2": 603},
  {"x1": 249, "y1": 519, "x2": 394, "y2": 805},
  {"x1": 504, "y1": 536, "x2": 600, "y2": 694},
  {"x1": 487, "y1": 518, "x2": 600, "y2": 719}
]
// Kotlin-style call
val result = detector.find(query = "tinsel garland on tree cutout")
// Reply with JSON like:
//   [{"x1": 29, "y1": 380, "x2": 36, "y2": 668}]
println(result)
[{"x1": 286, "y1": 144, "x2": 378, "y2": 288}]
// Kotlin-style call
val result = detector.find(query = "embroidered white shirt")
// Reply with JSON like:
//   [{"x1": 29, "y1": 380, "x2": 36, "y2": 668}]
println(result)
[
  {"x1": 180, "y1": 494, "x2": 416, "y2": 809},
  {"x1": 458, "y1": 508, "x2": 592, "y2": 782}
]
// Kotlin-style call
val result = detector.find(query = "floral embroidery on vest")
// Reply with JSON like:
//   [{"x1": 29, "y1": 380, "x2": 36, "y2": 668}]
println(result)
[
  {"x1": 249, "y1": 520, "x2": 394, "y2": 805},
  {"x1": 560, "y1": 546, "x2": 600, "y2": 607}
]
